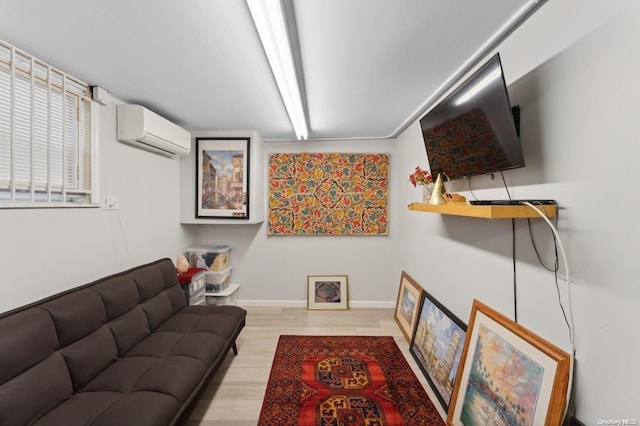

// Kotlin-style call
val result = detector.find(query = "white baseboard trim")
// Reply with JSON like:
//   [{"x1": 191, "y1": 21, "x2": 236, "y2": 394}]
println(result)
[{"x1": 237, "y1": 299, "x2": 395, "y2": 309}]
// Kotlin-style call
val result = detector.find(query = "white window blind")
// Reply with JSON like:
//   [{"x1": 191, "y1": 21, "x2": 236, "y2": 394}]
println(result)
[{"x1": 0, "y1": 39, "x2": 96, "y2": 207}]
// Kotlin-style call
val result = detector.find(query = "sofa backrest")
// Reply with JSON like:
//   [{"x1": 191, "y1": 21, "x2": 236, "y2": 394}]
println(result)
[{"x1": 0, "y1": 258, "x2": 185, "y2": 426}]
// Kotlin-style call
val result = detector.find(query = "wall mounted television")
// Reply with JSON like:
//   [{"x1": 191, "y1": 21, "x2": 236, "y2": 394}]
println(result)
[{"x1": 420, "y1": 53, "x2": 524, "y2": 181}]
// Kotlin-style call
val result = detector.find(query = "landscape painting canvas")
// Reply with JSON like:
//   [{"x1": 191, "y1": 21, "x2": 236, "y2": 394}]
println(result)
[
  {"x1": 448, "y1": 300, "x2": 571, "y2": 426},
  {"x1": 460, "y1": 323, "x2": 543, "y2": 425}
]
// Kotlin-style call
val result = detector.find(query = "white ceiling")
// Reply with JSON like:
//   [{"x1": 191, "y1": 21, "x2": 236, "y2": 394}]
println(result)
[{"x1": 0, "y1": 0, "x2": 539, "y2": 141}]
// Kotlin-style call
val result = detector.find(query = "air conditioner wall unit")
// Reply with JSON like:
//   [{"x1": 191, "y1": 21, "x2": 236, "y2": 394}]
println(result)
[{"x1": 116, "y1": 104, "x2": 191, "y2": 157}]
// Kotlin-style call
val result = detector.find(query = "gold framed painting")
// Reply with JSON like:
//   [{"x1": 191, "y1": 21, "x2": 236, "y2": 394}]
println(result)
[
  {"x1": 307, "y1": 275, "x2": 349, "y2": 310},
  {"x1": 447, "y1": 299, "x2": 571, "y2": 426},
  {"x1": 394, "y1": 271, "x2": 423, "y2": 342}
]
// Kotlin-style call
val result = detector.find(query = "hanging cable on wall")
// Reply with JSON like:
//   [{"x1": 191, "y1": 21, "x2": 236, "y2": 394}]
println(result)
[
  {"x1": 499, "y1": 171, "x2": 519, "y2": 323},
  {"x1": 467, "y1": 176, "x2": 480, "y2": 201},
  {"x1": 500, "y1": 171, "x2": 512, "y2": 199},
  {"x1": 527, "y1": 213, "x2": 573, "y2": 339},
  {"x1": 522, "y1": 201, "x2": 575, "y2": 422}
]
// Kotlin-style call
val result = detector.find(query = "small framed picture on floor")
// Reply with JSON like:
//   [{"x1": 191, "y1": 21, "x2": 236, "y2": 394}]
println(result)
[{"x1": 307, "y1": 275, "x2": 349, "y2": 310}]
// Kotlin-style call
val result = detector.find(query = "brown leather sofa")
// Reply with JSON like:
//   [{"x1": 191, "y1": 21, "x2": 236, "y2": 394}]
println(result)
[{"x1": 0, "y1": 258, "x2": 246, "y2": 426}]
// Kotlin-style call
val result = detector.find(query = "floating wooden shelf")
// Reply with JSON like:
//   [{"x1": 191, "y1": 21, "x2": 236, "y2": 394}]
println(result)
[{"x1": 407, "y1": 202, "x2": 557, "y2": 219}]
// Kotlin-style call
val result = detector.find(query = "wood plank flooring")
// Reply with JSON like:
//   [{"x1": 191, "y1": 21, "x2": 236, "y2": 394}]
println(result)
[{"x1": 184, "y1": 306, "x2": 447, "y2": 425}]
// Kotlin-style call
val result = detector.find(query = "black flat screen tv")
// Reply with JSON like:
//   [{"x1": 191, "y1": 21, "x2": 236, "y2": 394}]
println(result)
[{"x1": 420, "y1": 53, "x2": 524, "y2": 181}]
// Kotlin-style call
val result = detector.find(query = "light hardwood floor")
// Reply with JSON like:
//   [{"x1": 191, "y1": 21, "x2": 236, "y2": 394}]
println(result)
[{"x1": 184, "y1": 306, "x2": 447, "y2": 425}]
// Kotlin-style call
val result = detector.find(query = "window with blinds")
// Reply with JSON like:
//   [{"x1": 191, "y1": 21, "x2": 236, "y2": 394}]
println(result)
[{"x1": 0, "y1": 39, "x2": 96, "y2": 207}]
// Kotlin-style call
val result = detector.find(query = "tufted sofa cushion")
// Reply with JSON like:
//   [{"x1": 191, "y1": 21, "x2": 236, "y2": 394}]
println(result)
[{"x1": 0, "y1": 258, "x2": 246, "y2": 426}]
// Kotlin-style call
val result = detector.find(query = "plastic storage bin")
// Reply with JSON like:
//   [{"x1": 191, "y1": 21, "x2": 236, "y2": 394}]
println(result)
[
  {"x1": 206, "y1": 283, "x2": 239, "y2": 306},
  {"x1": 178, "y1": 268, "x2": 206, "y2": 305},
  {"x1": 204, "y1": 266, "x2": 232, "y2": 292},
  {"x1": 189, "y1": 289, "x2": 206, "y2": 305},
  {"x1": 187, "y1": 245, "x2": 231, "y2": 271}
]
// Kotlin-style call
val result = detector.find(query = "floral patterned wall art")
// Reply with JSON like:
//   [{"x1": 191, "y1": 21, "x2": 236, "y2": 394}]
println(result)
[{"x1": 268, "y1": 153, "x2": 389, "y2": 236}]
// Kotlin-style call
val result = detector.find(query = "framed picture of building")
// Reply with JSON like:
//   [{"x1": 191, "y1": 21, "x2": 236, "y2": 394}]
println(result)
[
  {"x1": 447, "y1": 299, "x2": 570, "y2": 426},
  {"x1": 307, "y1": 275, "x2": 349, "y2": 310},
  {"x1": 196, "y1": 137, "x2": 250, "y2": 219},
  {"x1": 409, "y1": 289, "x2": 467, "y2": 412}
]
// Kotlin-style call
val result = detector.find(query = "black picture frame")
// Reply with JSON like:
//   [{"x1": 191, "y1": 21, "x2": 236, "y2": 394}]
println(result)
[
  {"x1": 409, "y1": 289, "x2": 467, "y2": 413},
  {"x1": 196, "y1": 137, "x2": 250, "y2": 219}
]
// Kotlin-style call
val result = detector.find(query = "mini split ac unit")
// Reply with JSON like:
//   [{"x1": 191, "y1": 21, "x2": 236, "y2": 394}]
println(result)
[{"x1": 116, "y1": 104, "x2": 191, "y2": 157}]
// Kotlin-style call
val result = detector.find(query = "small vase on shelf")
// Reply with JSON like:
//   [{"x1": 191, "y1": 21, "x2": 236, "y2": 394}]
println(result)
[
  {"x1": 422, "y1": 184, "x2": 433, "y2": 203},
  {"x1": 409, "y1": 166, "x2": 434, "y2": 204}
]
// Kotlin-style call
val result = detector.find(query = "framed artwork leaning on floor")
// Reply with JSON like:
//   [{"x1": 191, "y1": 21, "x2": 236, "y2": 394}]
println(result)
[
  {"x1": 307, "y1": 275, "x2": 349, "y2": 310},
  {"x1": 447, "y1": 299, "x2": 571, "y2": 426},
  {"x1": 409, "y1": 289, "x2": 467, "y2": 412},
  {"x1": 394, "y1": 271, "x2": 423, "y2": 342}
]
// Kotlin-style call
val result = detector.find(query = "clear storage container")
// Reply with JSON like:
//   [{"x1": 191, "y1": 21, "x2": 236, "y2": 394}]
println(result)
[
  {"x1": 203, "y1": 266, "x2": 232, "y2": 293},
  {"x1": 206, "y1": 283, "x2": 239, "y2": 306},
  {"x1": 187, "y1": 245, "x2": 231, "y2": 271}
]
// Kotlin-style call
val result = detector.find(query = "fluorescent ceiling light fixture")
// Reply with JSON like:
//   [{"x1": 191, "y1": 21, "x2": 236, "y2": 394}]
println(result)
[{"x1": 247, "y1": 0, "x2": 308, "y2": 140}]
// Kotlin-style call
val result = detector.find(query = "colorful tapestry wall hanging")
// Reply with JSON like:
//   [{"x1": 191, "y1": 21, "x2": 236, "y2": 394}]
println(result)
[{"x1": 268, "y1": 153, "x2": 389, "y2": 236}]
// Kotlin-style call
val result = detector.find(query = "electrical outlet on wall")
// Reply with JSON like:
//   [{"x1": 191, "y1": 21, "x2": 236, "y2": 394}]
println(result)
[{"x1": 105, "y1": 195, "x2": 119, "y2": 210}]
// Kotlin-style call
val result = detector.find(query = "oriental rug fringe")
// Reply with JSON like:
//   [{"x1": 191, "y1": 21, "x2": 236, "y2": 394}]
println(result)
[{"x1": 258, "y1": 335, "x2": 444, "y2": 426}]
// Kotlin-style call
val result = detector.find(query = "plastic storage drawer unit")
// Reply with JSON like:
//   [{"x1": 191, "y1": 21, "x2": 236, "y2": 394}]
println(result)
[
  {"x1": 178, "y1": 268, "x2": 206, "y2": 305},
  {"x1": 187, "y1": 245, "x2": 231, "y2": 271},
  {"x1": 206, "y1": 283, "x2": 239, "y2": 306},
  {"x1": 204, "y1": 266, "x2": 232, "y2": 292}
]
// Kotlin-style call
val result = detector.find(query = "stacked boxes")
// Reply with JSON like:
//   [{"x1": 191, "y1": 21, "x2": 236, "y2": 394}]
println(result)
[
  {"x1": 186, "y1": 245, "x2": 239, "y2": 306},
  {"x1": 204, "y1": 266, "x2": 231, "y2": 293},
  {"x1": 177, "y1": 268, "x2": 206, "y2": 305},
  {"x1": 187, "y1": 245, "x2": 231, "y2": 271},
  {"x1": 187, "y1": 245, "x2": 232, "y2": 293},
  {"x1": 206, "y1": 283, "x2": 239, "y2": 306}
]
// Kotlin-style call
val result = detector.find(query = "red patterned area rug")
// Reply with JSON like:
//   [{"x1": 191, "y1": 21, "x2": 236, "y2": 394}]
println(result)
[{"x1": 258, "y1": 335, "x2": 445, "y2": 426}]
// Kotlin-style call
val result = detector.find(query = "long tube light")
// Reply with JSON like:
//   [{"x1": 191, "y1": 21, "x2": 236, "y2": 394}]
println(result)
[{"x1": 247, "y1": 0, "x2": 308, "y2": 140}]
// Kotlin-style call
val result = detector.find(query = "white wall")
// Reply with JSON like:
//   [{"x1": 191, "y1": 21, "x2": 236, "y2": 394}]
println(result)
[
  {"x1": 187, "y1": 138, "x2": 398, "y2": 307},
  {"x1": 0, "y1": 98, "x2": 192, "y2": 313},
  {"x1": 394, "y1": 0, "x2": 640, "y2": 423}
]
